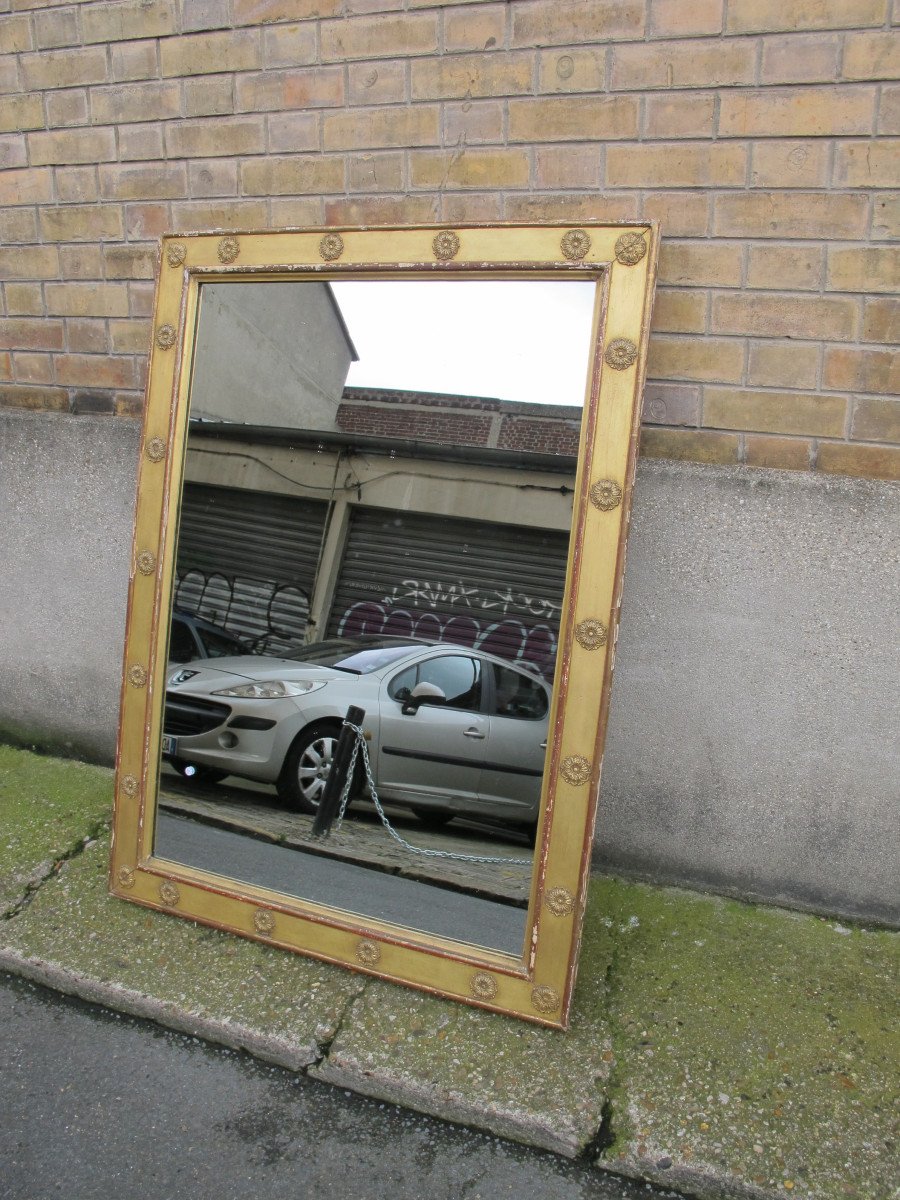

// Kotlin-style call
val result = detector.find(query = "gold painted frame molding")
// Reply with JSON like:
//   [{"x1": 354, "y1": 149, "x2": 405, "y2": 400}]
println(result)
[{"x1": 110, "y1": 222, "x2": 658, "y2": 1029}]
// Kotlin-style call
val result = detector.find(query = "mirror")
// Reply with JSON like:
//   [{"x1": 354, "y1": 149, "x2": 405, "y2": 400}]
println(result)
[{"x1": 111, "y1": 224, "x2": 658, "y2": 1027}]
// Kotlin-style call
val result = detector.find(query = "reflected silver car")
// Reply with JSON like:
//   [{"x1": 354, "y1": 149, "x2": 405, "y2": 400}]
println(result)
[{"x1": 162, "y1": 636, "x2": 550, "y2": 828}]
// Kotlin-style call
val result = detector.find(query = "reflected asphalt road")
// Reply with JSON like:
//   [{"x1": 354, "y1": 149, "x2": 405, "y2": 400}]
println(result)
[{"x1": 0, "y1": 973, "x2": 680, "y2": 1200}]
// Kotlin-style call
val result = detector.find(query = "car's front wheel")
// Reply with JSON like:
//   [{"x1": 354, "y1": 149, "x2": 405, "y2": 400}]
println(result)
[{"x1": 277, "y1": 723, "x2": 343, "y2": 814}]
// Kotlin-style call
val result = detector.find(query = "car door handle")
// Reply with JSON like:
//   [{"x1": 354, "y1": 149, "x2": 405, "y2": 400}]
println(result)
[{"x1": 463, "y1": 728, "x2": 486, "y2": 739}]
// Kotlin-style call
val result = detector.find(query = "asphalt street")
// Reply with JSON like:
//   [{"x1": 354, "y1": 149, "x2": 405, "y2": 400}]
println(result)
[{"x1": 0, "y1": 973, "x2": 681, "y2": 1200}]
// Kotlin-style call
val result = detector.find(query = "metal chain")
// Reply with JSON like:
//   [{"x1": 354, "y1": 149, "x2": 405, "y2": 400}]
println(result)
[{"x1": 333, "y1": 721, "x2": 532, "y2": 865}]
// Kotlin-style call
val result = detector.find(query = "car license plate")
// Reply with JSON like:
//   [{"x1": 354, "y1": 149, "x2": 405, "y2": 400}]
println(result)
[{"x1": 161, "y1": 734, "x2": 177, "y2": 756}]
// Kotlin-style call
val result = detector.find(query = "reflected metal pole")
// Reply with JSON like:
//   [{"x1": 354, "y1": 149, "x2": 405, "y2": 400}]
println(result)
[{"x1": 310, "y1": 704, "x2": 365, "y2": 838}]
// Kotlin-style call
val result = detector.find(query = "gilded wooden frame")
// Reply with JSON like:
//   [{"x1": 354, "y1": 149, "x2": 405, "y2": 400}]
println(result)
[{"x1": 110, "y1": 222, "x2": 658, "y2": 1029}]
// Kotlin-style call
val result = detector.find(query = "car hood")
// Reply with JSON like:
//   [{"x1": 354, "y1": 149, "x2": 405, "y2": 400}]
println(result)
[{"x1": 166, "y1": 656, "x2": 349, "y2": 690}]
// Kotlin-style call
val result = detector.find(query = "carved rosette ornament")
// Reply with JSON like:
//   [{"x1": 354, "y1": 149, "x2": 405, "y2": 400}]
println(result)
[
  {"x1": 159, "y1": 880, "x2": 180, "y2": 907},
  {"x1": 120, "y1": 774, "x2": 138, "y2": 798},
  {"x1": 545, "y1": 887, "x2": 576, "y2": 917},
  {"x1": 432, "y1": 230, "x2": 460, "y2": 261},
  {"x1": 614, "y1": 231, "x2": 648, "y2": 266},
  {"x1": 136, "y1": 550, "x2": 156, "y2": 576},
  {"x1": 217, "y1": 236, "x2": 240, "y2": 264},
  {"x1": 604, "y1": 338, "x2": 638, "y2": 371},
  {"x1": 574, "y1": 618, "x2": 608, "y2": 650},
  {"x1": 589, "y1": 479, "x2": 623, "y2": 512},
  {"x1": 146, "y1": 436, "x2": 166, "y2": 462},
  {"x1": 470, "y1": 971, "x2": 498, "y2": 1001},
  {"x1": 560, "y1": 229, "x2": 591, "y2": 261},
  {"x1": 254, "y1": 909, "x2": 276, "y2": 936},
  {"x1": 356, "y1": 939, "x2": 381, "y2": 966},
  {"x1": 531, "y1": 984, "x2": 561, "y2": 1014},
  {"x1": 166, "y1": 242, "x2": 186, "y2": 268},
  {"x1": 117, "y1": 865, "x2": 136, "y2": 889},
  {"x1": 127, "y1": 664, "x2": 148, "y2": 688},
  {"x1": 560, "y1": 755, "x2": 591, "y2": 786},
  {"x1": 155, "y1": 323, "x2": 177, "y2": 350},
  {"x1": 319, "y1": 232, "x2": 344, "y2": 262}
]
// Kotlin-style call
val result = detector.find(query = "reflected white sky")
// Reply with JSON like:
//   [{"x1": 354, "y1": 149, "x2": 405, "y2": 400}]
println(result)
[{"x1": 331, "y1": 280, "x2": 597, "y2": 408}]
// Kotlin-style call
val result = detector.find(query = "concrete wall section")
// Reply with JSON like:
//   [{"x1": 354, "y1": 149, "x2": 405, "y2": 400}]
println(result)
[
  {"x1": 1, "y1": 410, "x2": 139, "y2": 761},
  {"x1": 600, "y1": 460, "x2": 899, "y2": 925}
]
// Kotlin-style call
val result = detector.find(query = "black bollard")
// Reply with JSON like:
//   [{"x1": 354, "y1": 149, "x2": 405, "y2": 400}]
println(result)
[{"x1": 310, "y1": 704, "x2": 365, "y2": 838}]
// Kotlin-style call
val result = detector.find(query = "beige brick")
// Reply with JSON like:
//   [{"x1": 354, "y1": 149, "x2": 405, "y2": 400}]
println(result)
[
  {"x1": 0, "y1": 354, "x2": 12, "y2": 383},
  {"x1": 611, "y1": 40, "x2": 754, "y2": 90},
  {"x1": 323, "y1": 195, "x2": 438, "y2": 225},
  {"x1": 103, "y1": 245, "x2": 156, "y2": 280},
  {"x1": 0, "y1": 94, "x2": 44, "y2": 134},
  {"x1": 641, "y1": 381, "x2": 701, "y2": 426},
  {"x1": 14, "y1": 353, "x2": 54, "y2": 385},
  {"x1": 537, "y1": 48, "x2": 605, "y2": 94},
  {"x1": 0, "y1": 318, "x2": 65, "y2": 351},
  {"x1": 824, "y1": 347, "x2": 899, "y2": 395},
  {"x1": 56, "y1": 166, "x2": 101, "y2": 203},
  {"x1": 880, "y1": 86, "x2": 900, "y2": 136},
  {"x1": 714, "y1": 193, "x2": 869, "y2": 239},
  {"x1": 446, "y1": 5, "x2": 507, "y2": 52},
  {"x1": 233, "y1": 0, "x2": 343, "y2": 23},
  {"x1": 644, "y1": 93, "x2": 716, "y2": 138},
  {"x1": 411, "y1": 53, "x2": 532, "y2": 100},
  {"x1": 348, "y1": 152, "x2": 404, "y2": 193},
  {"x1": 720, "y1": 86, "x2": 876, "y2": 137},
  {"x1": 263, "y1": 21, "x2": 317, "y2": 68},
  {"x1": 183, "y1": 77, "x2": 235, "y2": 117},
  {"x1": 0, "y1": 167, "x2": 53, "y2": 206},
  {"x1": 760, "y1": 33, "x2": 840, "y2": 84},
  {"x1": 189, "y1": 158, "x2": 239, "y2": 196},
  {"x1": 348, "y1": 61, "x2": 406, "y2": 105},
  {"x1": 443, "y1": 101, "x2": 504, "y2": 145},
  {"x1": 241, "y1": 155, "x2": 344, "y2": 195},
  {"x1": 0, "y1": 384, "x2": 69, "y2": 413},
  {"x1": 834, "y1": 142, "x2": 900, "y2": 188},
  {"x1": 0, "y1": 14, "x2": 33, "y2": 54},
  {"x1": 650, "y1": 288, "x2": 707, "y2": 334},
  {"x1": 40, "y1": 203, "x2": 124, "y2": 243},
  {"x1": 0, "y1": 246, "x2": 59, "y2": 281},
  {"x1": 237, "y1": 67, "x2": 344, "y2": 111},
  {"x1": 872, "y1": 194, "x2": 900, "y2": 239},
  {"x1": 59, "y1": 245, "x2": 104, "y2": 279},
  {"x1": 726, "y1": 0, "x2": 887, "y2": 33},
  {"x1": 91, "y1": 82, "x2": 182, "y2": 125},
  {"x1": 46, "y1": 89, "x2": 90, "y2": 130},
  {"x1": 21, "y1": 47, "x2": 108, "y2": 90},
  {"x1": 411, "y1": 149, "x2": 529, "y2": 190},
  {"x1": 648, "y1": 335, "x2": 744, "y2": 383},
  {"x1": 745, "y1": 434, "x2": 813, "y2": 471},
  {"x1": 5, "y1": 282, "x2": 44, "y2": 316},
  {"x1": 82, "y1": 0, "x2": 176, "y2": 43},
  {"x1": 607, "y1": 142, "x2": 747, "y2": 188},
  {"x1": 124, "y1": 203, "x2": 171, "y2": 241},
  {"x1": 817, "y1": 441, "x2": 900, "y2": 480},
  {"x1": 649, "y1": 0, "x2": 723, "y2": 36},
  {"x1": 169, "y1": 199, "x2": 269, "y2": 229},
  {"x1": 713, "y1": 292, "x2": 857, "y2": 340},
  {"x1": 640, "y1": 427, "x2": 739, "y2": 464},
  {"x1": 827, "y1": 246, "x2": 900, "y2": 295},
  {"x1": 34, "y1": 7, "x2": 78, "y2": 48},
  {"x1": 119, "y1": 124, "x2": 165, "y2": 162},
  {"x1": 0, "y1": 57, "x2": 18, "y2": 94},
  {"x1": 512, "y1": 1, "x2": 645, "y2": 46},
  {"x1": 440, "y1": 192, "x2": 504, "y2": 223},
  {"x1": 535, "y1": 146, "x2": 601, "y2": 190},
  {"x1": 853, "y1": 397, "x2": 900, "y2": 443},
  {"x1": 748, "y1": 341, "x2": 820, "y2": 389},
  {"x1": 165, "y1": 117, "x2": 265, "y2": 159},
  {"x1": 267, "y1": 111, "x2": 318, "y2": 153},
  {"x1": 706, "y1": 387, "x2": 847, "y2": 437},
  {"x1": 658, "y1": 242, "x2": 743, "y2": 287},
  {"x1": 110, "y1": 319, "x2": 152, "y2": 354},
  {"x1": 161, "y1": 30, "x2": 260, "y2": 78},
  {"x1": 130, "y1": 283, "x2": 157, "y2": 319},
  {"x1": 321, "y1": 13, "x2": 437, "y2": 60},
  {"x1": 269, "y1": 197, "x2": 326, "y2": 226},
  {"x1": 750, "y1": 140, "x2": 829, "y2": 189},
  {"x1": 323, "y1": 105, "x2": 440, "y2": 151},
  {"x1": 100, "y1": 163, "x2": 188, "y2": 201},
  {"x1": 642, "y1": 191, "x2": 710, "y2": 237},
  {"x1": 862, "y1": 298, "x2": 900, "y2": 344},
  {"x1": 509, "y1": 95, "x2": 638, "y2": 142},
  {"x1": 29, "y1": 127, "x2": 117, "y2": 166},
  {"x1": 504, "y1": 192, "x2": 641, "y2": 222},
  {"x1": 55, "y1": 354, "x2": 136, "y2": 390},
  {"x1": 746, "y1": 245, "x2": 825, "y2": 291},
  {"x1": 0, "y1": 133, "x2": 26, "y2": 169},
  {"x1": 111, "y1": 39, "x2": 158, "y2": 82},
  {"x1": 0, "y1": 211, "x2": 38, "y2": 243},
  {"x1": 844, "y1": 31, "x2": 900, "y2": 81},
  {"x1": 114, "y1": 394, "x2": 145, "y2": 418}
]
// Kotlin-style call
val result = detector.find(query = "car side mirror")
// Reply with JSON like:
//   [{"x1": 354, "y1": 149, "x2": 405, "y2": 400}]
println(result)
[{"x1": 401, "y1": 681, "x2": 446, "y2": 716}]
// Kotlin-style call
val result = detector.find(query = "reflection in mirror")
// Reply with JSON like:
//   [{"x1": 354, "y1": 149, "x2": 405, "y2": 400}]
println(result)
[{"x1": 154, "y1": 279, "x2": 596, "y2": 957}]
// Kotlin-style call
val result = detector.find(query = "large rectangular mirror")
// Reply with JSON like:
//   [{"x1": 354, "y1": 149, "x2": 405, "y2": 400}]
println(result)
[{"x1": 111, "y1": 224, "x2": 658, "y2": 1027}]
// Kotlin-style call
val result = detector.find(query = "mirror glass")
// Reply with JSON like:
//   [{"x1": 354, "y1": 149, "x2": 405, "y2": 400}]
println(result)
[{"x1": 152, "y1": 277, "x2": 596, "y2": 958}]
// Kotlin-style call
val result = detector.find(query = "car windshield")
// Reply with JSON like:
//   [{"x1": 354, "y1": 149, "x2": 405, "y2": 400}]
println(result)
[
  {"x1": 201, "y1": 627, "x2": 249, "y2": 658},
  {"x1": 294, "y1": 639, "x2": 420, "y2": 675}
]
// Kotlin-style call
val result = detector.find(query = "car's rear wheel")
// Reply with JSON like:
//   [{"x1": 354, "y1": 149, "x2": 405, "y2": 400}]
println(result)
[{"x1": 277, "y1": 723, "x2": 346, "y2": 815}]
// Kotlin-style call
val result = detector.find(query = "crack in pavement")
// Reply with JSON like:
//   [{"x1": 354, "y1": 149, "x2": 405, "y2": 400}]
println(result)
[{"x1": 2, "y1": 817, "x2": 110, "y2": 922}]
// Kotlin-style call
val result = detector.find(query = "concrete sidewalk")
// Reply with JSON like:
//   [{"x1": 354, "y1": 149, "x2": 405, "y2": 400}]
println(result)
[{"x1": 1, "y1": 746, "x2": 897, "y2": 1199}]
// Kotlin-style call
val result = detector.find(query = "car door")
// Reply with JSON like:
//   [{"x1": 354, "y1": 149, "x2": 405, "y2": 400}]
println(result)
[
  {"x1": 375, "y1": 653, "x2": 487, "y2": 811},
  {"x1": 476, "y1": 661, "x2": 550, "y2": 822}
]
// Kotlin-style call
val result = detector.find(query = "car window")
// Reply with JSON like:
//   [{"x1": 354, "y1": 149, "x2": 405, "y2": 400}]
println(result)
[
  {"x1": 200, "y1": 627, "x2": 248, "y2": 658},
  {"x1": 491, "y1": 663, "x2": 549, "y2": 720},
  {"x1": 169, "y1": 617, "x2": 198, "y2": 662},
  {"x1": 388, "y1": 656, "x2": 482, "y2": 711}
]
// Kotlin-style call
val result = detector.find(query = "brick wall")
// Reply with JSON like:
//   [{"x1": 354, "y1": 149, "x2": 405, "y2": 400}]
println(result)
[{"x1": 0, "y1": 0, "x2": 897, "y2": 480}]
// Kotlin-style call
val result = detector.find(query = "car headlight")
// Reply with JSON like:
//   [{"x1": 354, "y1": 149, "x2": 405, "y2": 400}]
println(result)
[{"x1": 211, "y1": 680, "x2": 327, "y2": 699}]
